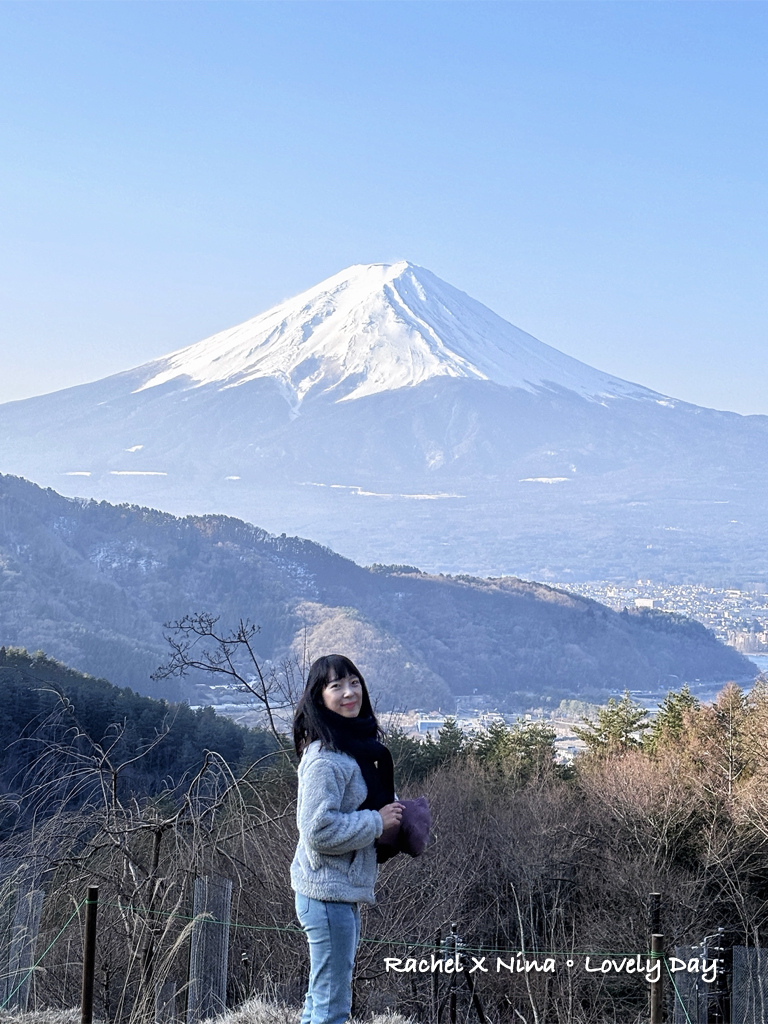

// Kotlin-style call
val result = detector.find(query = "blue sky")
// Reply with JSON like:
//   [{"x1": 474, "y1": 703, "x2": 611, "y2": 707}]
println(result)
[{"x1": 1, "y1": 1, "x2": 766, "y2": 413}]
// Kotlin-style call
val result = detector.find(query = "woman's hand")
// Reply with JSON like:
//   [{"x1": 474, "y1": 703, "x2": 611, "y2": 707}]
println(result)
[{"x1": 379, "y1": 801, "x2": 405, "y2": 831}]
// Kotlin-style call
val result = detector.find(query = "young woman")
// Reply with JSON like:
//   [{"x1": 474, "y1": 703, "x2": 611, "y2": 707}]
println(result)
[{"x1": 291, "y1": 654, "x2": 404, "y2": 1024}]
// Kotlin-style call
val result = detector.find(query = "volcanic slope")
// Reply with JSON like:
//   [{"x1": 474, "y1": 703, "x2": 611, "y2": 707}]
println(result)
[
  {"x1": 0, "y1": 474, "x2": 753, "y2": 709},
  {"x1": 1, "y1": 262, "x2": 767, "y2": 581}
]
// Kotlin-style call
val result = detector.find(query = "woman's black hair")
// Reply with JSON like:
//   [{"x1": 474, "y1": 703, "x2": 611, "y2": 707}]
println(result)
[{"x1": 293, "y1": 654, "x2": 379, "y2": 756}]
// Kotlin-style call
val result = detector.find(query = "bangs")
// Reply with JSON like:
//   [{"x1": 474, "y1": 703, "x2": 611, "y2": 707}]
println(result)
[{"x1": 324, "y1": 654, "x2": 361, "y2": 681}]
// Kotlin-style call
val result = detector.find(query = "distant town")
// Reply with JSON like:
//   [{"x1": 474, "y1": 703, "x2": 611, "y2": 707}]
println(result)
[{"x1": 553, "y1": 579, "x2": 768, "y2": 655}]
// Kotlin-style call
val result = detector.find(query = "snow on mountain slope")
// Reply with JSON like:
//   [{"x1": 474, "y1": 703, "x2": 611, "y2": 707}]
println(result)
[
  {"x1": 135, "y1": 261, "x2": 660, "y2": 407},
  {"x1": 8, "y1": 258, "x2": 763, "y2": 582}
]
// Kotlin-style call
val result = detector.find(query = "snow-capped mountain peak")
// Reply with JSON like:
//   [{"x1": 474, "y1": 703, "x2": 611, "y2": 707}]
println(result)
[
  {"x1": 2, "y1": 260, "x2": 763, "y2": 587},
  {"x1": 134, "y1": 260, "x2": 658, "y2": 407}
]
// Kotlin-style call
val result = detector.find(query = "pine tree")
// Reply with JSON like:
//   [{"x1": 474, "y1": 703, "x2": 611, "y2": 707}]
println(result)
[
  {"x1": 418, "y1": 717, "x2": 467, "y2": 774},
  {"x1": 644, "y1": 684, "x2": 699, "y2": 754},
  {"x1": 472, "y1": 719, "x2": 557, "y2": 781},
  {"x1": 574, "y1": 690, "x2": 649, "y2": 756}
]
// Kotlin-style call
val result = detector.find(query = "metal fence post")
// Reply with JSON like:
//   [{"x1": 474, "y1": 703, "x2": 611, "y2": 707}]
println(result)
[
  {"x1": 432, "y1": 928, "x2": 441, "y2": 1024},
  {"x1": 80, "y1": 886, "x2": 98, "y2": 1024},
  {"x1": 651, "y1": 933, "x2": 664, "y2": 1024},
  {"x1": 449, "y1": 922, "x2": 458, "y2": 1024},
  {"x1": 708, "y1": 929, "x2": 731, "y2": 1024},
  {"x1": 650, "y1": 893, "x2": 661, "y2": 936}
]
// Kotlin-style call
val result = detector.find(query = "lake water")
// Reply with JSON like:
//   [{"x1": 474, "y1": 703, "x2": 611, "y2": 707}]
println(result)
[
  {"x1": 746, "y1": 653, "x2": 768, "y2": 676},
  {"x1": 608, "y1": 655, "x2": 767, "y2": 712}
]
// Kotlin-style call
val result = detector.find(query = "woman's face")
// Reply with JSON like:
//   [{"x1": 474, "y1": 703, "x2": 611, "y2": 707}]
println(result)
[{"x1": 322, "y1": 670, "x2": 363, "y2": 718}]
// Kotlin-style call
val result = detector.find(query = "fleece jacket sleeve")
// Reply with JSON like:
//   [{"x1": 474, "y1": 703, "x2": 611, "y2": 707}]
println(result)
[{"x1": 299, "y1": 757, "x2": 383, "y2": 856}]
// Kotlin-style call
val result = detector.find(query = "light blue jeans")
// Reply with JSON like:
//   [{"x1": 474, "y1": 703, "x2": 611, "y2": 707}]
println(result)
[{"x1": 295, "y1": 893, "x2": 361, "y2": 1024}]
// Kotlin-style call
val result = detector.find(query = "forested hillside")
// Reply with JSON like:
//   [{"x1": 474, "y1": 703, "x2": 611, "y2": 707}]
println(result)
[
  {"x1": 0, "y1": 474, "x2": 753, "y2": 709},
  {"x1": 0, "y1": 646, "x2": 276, "y2": 821}
]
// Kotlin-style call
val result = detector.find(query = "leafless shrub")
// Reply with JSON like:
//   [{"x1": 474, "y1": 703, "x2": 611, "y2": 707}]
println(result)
[{"x1": 8, "y1": 681, "x2": 768, "y2": 1023}]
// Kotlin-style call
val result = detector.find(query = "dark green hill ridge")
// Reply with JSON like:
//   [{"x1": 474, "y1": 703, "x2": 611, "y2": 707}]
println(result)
[
  {"x1": 0, "y1": 645, "x2": 276, "y2": 805},
  {"x1": 0, "y1": 474, "x2": 753, "y2": 708}
]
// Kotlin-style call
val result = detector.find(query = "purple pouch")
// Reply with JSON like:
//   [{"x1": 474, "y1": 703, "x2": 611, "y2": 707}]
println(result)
[{"x1": 397, "y1": 796, "x2": 431, "y2": 857}]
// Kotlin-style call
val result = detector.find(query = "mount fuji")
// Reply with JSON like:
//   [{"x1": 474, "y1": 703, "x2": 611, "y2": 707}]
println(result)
[
  {"x1": 130, "y1": 261, "x2": 653, "y2": 406},
  {"x1": 2, "y1": 261, "x2": 767, "y2": 582}
]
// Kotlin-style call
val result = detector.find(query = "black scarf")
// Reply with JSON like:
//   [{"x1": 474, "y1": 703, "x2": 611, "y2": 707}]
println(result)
[{"x1": 318, "y1": 707, "x2": 395, "y2": 812}]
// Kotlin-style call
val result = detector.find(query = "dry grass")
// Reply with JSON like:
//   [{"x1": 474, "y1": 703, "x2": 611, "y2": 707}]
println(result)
[
  {"x1": 203, "y1": 997, "x2": 300, "y2": 1024},
  {"x1": 0, "y1": 1012, "x2": 86, "y2": 1024},
  {"x1": 0, "y1": 1000, "x2": 649, "y2": 1024},
  {"x1": 204, "y1": 997, "x2": 416, "y2": 1024},
  {"x1": 0, "y1": 998, "x2": 417, "y2": 1024}
]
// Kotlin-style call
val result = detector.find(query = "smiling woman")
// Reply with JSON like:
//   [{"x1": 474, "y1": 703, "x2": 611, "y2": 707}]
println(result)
[
  {"x1": 322, "y1": 671, "x2": 363, "y2": 718},
  {"x1": 291, "y1": 654, "x2": 404, "y2": 1024}
]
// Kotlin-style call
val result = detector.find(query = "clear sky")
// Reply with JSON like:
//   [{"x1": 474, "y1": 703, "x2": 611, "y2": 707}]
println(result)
[{"x1": 1, "y1": 1, "x2": 766, "y2": 414}]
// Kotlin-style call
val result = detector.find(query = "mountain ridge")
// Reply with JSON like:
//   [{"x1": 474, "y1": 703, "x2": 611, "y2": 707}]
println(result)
[
  {"x1": 1, "y1": 262, "x2": 767, "y2": 582},
  {"x1": 0, "y1": 473, "x2": 752, "y2": 709}
]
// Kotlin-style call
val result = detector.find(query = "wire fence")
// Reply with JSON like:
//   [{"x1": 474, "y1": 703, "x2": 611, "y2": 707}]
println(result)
[{"x1": 1, "y1": 875, "x2": 767, "y2": 1023}]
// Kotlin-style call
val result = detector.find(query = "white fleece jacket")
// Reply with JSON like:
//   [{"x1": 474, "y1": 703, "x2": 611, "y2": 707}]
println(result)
[{"x1": 290, "y1": 740, "x2": 384, "y2": 905}]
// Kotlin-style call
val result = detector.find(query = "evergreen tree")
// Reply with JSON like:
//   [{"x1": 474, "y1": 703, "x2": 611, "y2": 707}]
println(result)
[
  {"x1": 418, "y1": 717, "x2": 467, "y2": 774},
  {"x1": 644, "y1": 684, "x2": 699, "y2": 754},
  {"x1": 574, "y1": 690, "x2": 650, "y2": 756},
  {"x1": 385, "y1": 726, "x2": 425, "y2": 786},
  {"x1": 472, "y1": 719, "x2": 558, "y2": 781}
]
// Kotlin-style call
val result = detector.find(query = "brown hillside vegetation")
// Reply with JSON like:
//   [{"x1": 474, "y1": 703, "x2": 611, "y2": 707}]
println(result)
[{"x1": 3, "y1": 676, "x2": 768, "y2": 1023}]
